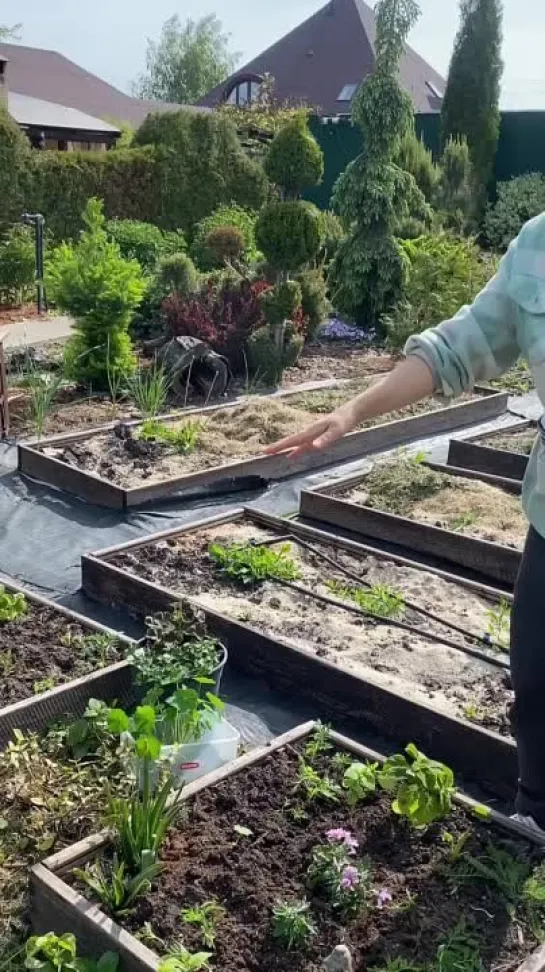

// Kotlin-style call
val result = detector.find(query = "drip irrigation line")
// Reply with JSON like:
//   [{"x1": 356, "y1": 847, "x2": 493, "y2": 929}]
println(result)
[
  {"x1": 254, "y1": 533, "x2": 508, "y2": 658},
  {"x1": 276, "y1": 577, "x2": 509, "y2": 671}
]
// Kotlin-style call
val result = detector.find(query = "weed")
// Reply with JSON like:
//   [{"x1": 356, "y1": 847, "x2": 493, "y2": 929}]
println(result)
[
  {"x1": 326, "y1": 580, "x2": 405, "y2": 620},
  {"x1": 21, "y1": 357, "x2": 66, "y2": 440},
  {"x1": 0, "y1": 587, "x2": 27, "y2": 623},
  {"x1": 74, "y1": 854, "x2": 162, "y2": 918},
  {"x1": 0, "y1": 649, "x2": 14, "y2": 676},
  {"x1": 209, "y1": 542, "x2": 301, "y2": 586},
  {"x1": 33, "y1": 678, "x2": 55, "y2": 695},
  {"x1": 365, "y1": 458, "x2": 448, "y2": 517},
  {"x1": 106, "y1": 336, "x2": 127, "y2": 413},
  {"x1": 450, "y1": 511, "x2": 479, "y2": 533},
  {"x1": 296, "y1": 761, "x2": 341, "y2": 803},
  {"x1": 450, "y1": 841, "x2": 530, "y2": 914},
  {"x1": 461, "y1": 703, "x2": 482, "y2": 723},
  {"x1": 304, "y1": 723, "x2": 333, "y2": 760},
  {"x1": 436, "y1": 923, "x2": 484, "y2": 972},
  {"x1": 158, "y1": 948, "x2": 212, "y2": 972},
  {"x1": 343, "y1": 761, "x2": 379, "y2": 805},
  {"x1": 138, "y1": 419, "x2": 202, "y2": 454},
  {"x1": 331, "y1": 752, "x2": 354, "y2": 774},
  {"x1": 378, "y1": 744, "x2": 455, "y2": 827},
  {"x1": 485, "y1": 598, "x2": 511, "y2": 652},
  {"x1": 127, "y1": 361, "x2": 170, "y2": 419},
  {"x1": 181, "y1": 901, "x2": 225, "y2": 949},
  {"x1": 441, "y1": 829, "x2": 471, "y2": 861},
  {"x1": 271, "y1": 899, "x2": 317, "y2": 951}
]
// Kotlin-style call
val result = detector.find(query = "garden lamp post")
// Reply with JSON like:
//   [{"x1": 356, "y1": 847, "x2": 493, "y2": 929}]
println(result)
[{"x1": 21, "y1": 212, "x2": 46, "y2": 315}]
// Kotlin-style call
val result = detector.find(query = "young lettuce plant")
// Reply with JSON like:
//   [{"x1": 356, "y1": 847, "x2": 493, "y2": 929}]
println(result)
[
  {"x1": 378, "y1": 744, "x2": 455, "y2": 827},
  {"x1": 157, "y1": 948, "x2": 212, "y2": 972},
  {"x1": 343, "y1": 761, "x2": 379, "y2": 805},
  {"x1": 23, "y1": 933, "x2": 118, "y2": 972},
  {"x1": 0, "y1": 586, "x2": 28, "y2": 623}
]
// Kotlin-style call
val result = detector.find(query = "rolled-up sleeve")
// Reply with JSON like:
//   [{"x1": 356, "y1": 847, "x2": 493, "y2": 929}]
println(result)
[{"x1": 405, "y1": 242, "x2": 520, "y2": 397}]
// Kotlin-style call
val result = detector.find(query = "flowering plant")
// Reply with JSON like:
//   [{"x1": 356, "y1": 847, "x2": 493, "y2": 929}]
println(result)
[{"x1": 307, "y1": 829, "x2": 372, "y2": 915}]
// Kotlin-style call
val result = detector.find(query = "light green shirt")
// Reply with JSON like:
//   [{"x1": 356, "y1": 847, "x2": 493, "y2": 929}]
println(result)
[{"x1": 405, "y1": 212, "x2": 545, "y2": 540}]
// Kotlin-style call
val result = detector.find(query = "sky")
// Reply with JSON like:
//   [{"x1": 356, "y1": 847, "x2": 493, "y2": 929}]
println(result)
[{"x1": 1, "y1": 0, "x2": 545, "y2": 109}]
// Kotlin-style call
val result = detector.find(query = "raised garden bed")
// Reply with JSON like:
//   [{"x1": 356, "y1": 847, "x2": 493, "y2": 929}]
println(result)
[
  {"x1": 301, "y1": 454, "x2": 527, "y2": 591},
  {"x1": 0, "y1": 579, "x2": 135, "y2": 747},
  {"x1": 81, "y1": 508, "x2": 520, "y2": 795},
  {"x1": 471, "y1": 421, "x2": 537, "y2": 456},
  {"x1": 32, "y1": 722, "x2": 545, "y2": 972},
  {"x1": 18, "y1": 382, "x2": 508, "y2": 508},
  {"x1": 442, "y1": 438, "x2": 529, "y2": 491}
]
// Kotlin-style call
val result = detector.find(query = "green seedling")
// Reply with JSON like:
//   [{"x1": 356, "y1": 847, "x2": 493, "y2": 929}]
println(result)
[
  {"x1": 271, "y1": 899, "x2": 317, "y2": 951},
  {"x1": 523, "y1": 863, "x2": 545, "y2": 938},
  {"x1": 158, "y1": 948, "x2": 212, "y2": 972},
  {"x1": 450, "y1": 840, "x2": 531, "y2": 913},
  {"x1": 304, "y1": 723, "x2": 333, "y2": 760},
  {"x1": 138, "y1": 419, "x2": 202, "y2": 454},
  {"x1": 0, "y1": 587, "x2": 27, "y2": 623},
  {"x1": 74, "y1": 855, "x2": 162, "y2": 918},
  {"x1": 33, "y1": 678, "x2": 56, "y2": 695},
  {"x1": 209, "y1": 541, "x2": 301, "y2": 585},
  {"x1": 296, "y1": 760, "x2": 341, "y2": 803},
  {"x1": 326, "y1": 579, "x2": 405, "y2": 620},
  {"x1": 378, "y1": 743, "x2": 455, "y2": 827},
  {"x1": 436, "y1": 923, "x2": 484, "y2": 972},
  {"x1": 449, "y1": 510, "x2": 479, "y2": 533},
  {"x1": 343, "y1": 761, "x2": 379, "y2": 805},
  {"x1": 23, "y1": 932, "x2": 118, "y2": 972},
  {"x1": 461, "y1": 703, "x2": 482, "y2": 723},
  {"x1": 181, "y1": 901, "x2": 225, "y2": 949},
  {"x1": 370, "y1": 960, "x2": 425, "y2": 972},
  {"x1": 485, "y1": 597, "x2": 511, "y2": 652}
]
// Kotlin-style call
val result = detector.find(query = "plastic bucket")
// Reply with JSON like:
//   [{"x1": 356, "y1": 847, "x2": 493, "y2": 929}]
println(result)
[{"x1": 162, "y1": 717, "x2": 240, "y2": 786}]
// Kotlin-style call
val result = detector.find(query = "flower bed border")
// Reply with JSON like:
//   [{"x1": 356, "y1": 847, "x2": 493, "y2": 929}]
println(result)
[
  {"x1": 299, "y1": 474, "x2": 522, "y2": 592},
  {"x1": 30, "y1": 720, "x2": 545, "y2": 972},
  {"x1": 0, "y1": 579, "x2": 135, "y2": 747},
  {"x1": 81, "y1": 507, "x2": 519, "y2": 797},
  {"x1": 445, "y1": 437, "x2": 529, "y2": 488},
  {"x1": 17, "y1": 387, "x2": 509, "y2": 509}
]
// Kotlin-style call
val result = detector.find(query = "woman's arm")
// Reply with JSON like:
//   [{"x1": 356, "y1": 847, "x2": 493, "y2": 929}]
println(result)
[{"x1": 266, "y1": 355, "x2": 434, "y2": 456}]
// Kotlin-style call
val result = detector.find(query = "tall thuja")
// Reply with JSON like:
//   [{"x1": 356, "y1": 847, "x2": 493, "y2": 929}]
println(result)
[
  {"x1": 441, "y1": 0, "x2": 503, "y2": 209},
  {"x1": 329, "y1": 0, "x2": 428, "y2": 331},
  {"x1": 251, "y1": 114, "x2": 324, "y2": 384}
]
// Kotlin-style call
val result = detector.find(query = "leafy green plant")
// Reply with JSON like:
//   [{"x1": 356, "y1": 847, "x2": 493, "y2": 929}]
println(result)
[
  {"x1": 304, "y1": 723, "x2": 333, "y2": 760},
  {"x1": 157, "y1": 948, "x2": 212, "y2": 972},
  {"x1": 209, "y1": 541, "x2": 301, "y2": 585},
  {"x1": 181, "y1": 901, "x2": 225, "y2": 949},
  {"x1": 378, "y1": 743, "x2": 455, "y2": 827},
  {"x1": 157, "y1": 252, "x2": 198, "y2": 298},
  {"x1": 23, "y1": 933, "x2": 118, "y2": 972},
  {"x1": 0, "y1": 224, "x2": 35, "y2": 306},
  {"x1": 450, "y1": 841, "x2": 530, "y2": 914},
  {"x1": 105, "y1": 705, "x2": 183, "y2": 873},
  {"x1": 327, "y1": 579, "x2": 405, "y2": 620},
  {"x1": 343, "y1": 761, "x2": 379, "y2": 805},
  {"x1": 485, "y1": 173, "x2": 545, "y2": 250},
  {"x1": 384, "y1": 233, "x2": 496, "y2": 351},
  {"x1": 370, "y1": 960, "x2": 425, "y2": 972},
  {"x1": 523, "y1": 863, "x2": 545, "y2": 938},
  {"x1": 127, "y1": 361, "x2": 170, "y2": 419},
  {"x1": 138, "y1": 418, "x2": 202, "y2": 454},
  {"x1": 33, "y1": 677, "x2": 56, "y2": 695},
  {"x1": 0, "y1": 586, "x2": 27, "y2": 623},
  {"x1": 74, "y1": 854, "x2": 162, "y2": 918},
  {"x1": 450, "y1": 511, "x2": 478, "y2": 533},
  {"x1": 436, "y1": 923, "x2": 484, "y2": 972},
  {"x1": 159, "y1": 683, "x2": 224, "y2": 745},
  {"x1": 106, "y1": 219, "x2": 185, "y2": 274},
  {"x1": 47, "y1": 198, "x2": 145, "y2": 388},
  {"x1": 191, "y1": 204, "x2": 259, "y2": 271},
  {"x1": 130, "y1": 606, "x2": 223, "y2": 702},
  {"x1": 485, "y1": 598, "x2": 511, "y2": 652},
  {"x1": 65, "y1": 698, "x2": 113, "y2": 759},
  {"x1": 296, "y1": 267, "x2": 330, "y2": 340},
  {"x1": 271, "y1": 899, "x2": 317, "y2": 951},
  {"x1": 264, "y1": 113, "x2": 324, "y2": 199},
  {"x1": 296, "y1": 760, "x2": 341, "y2": 803}
]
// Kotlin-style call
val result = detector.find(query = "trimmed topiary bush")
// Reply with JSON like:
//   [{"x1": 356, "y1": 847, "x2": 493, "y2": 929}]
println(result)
[
  {"x1": 264, "y1": 114, "x2": 324, "y2": 198},
  {"x1": 204, "y1": 225, "x2": 246, "y2": 267},
  {"x1": 106, "y1": 219, "x2": 186, "y2": 274},
  {"x1": 157, "y1": 252, "x2": 199, "y2": 298},
  {"x1": 484, "y1": 173, "x2": 545, "y2": 251},
  {"x1": 297, "y1": 268, "x2": 331, "y2": 339},
  {"x1": 319, "y1": 211, "x2": 346, "y2": 266},
  {"x1": 0, "y1": 225, "x2": 36, "y2": 306},
  {"x1": 191, "y1": 204, "x2": 258, "y2": 271},
  {"x1": 247, "y1": 322, "x2": 303, "y2": 386},
  {"x1": 256, "y1": 201, "x2": 323, "y2": 274},
  {"x1": 47, "y1": 199, "x2": 146, "y2": 388}
]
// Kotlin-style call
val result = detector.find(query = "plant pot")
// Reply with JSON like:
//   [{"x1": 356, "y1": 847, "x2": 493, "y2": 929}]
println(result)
[{"x1": 161, "y1": 717, "x2": 240, "y2": 786}]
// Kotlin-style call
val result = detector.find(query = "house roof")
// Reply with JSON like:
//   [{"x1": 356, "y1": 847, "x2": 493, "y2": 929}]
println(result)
[
  {"x1": 199, "y1": 0, "x2": 445, "y2": 115},
  {"x1": 0, "y1": 41, "x2": 207, "y2": 128},
  {"x1": 8, "y1": 91, "x2": 120, "y2": 136}
]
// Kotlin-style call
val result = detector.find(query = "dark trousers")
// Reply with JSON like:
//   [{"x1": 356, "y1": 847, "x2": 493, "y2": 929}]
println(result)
[{"x1": 512, "y1": 526, "x2": 545, "y2": 824}]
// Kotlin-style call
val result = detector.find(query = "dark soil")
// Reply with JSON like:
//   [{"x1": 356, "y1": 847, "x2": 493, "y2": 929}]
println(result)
[
  {"x1": 111, "y1": 523, "x2": 513, "y2": 736},
  {"x1": 126, "y1": 744, "x2": 541, "y2": 971},
  {"x1": 0, "y1": 601, "x2": 124, "y2": 706}
]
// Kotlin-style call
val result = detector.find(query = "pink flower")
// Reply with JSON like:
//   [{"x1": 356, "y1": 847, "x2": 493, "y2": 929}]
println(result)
[
  {"x1": 340, "y1": 866, "x2": 360, "y2": 891},
  {"x1": 326, "y1": 829, "x2": 359, "y2": 853},
  {"x1": 377, "y1": 889, "x2": 392, "y2": 909}
]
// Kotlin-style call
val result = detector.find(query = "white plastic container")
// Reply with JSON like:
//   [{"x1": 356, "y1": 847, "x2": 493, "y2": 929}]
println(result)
[{"x1": 162, "y1": 718, "x2": 241, "y2": 786}]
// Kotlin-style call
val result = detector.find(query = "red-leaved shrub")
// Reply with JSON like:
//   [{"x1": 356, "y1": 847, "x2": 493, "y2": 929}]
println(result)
[{"x1": 163, "y1": 278, "x2": 272, "y2": 372}]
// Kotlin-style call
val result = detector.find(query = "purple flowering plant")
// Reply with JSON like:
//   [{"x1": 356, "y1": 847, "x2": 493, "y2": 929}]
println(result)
[{"x1": 307, "y1": 828, "x2": 373, "y2": 915}]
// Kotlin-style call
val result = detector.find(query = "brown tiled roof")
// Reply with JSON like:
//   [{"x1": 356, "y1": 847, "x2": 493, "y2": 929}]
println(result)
[
  {"x1": 0, "y1": 41, "x2": 208, "y2": 127},
  {"x1": 199, "y1": 0, "x2": 444, "y2": 115}
]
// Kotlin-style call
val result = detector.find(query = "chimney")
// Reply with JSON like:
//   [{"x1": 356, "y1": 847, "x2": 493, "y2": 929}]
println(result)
[{"x1": 0, "y1": 57, "x2": 7, "y2": 106}]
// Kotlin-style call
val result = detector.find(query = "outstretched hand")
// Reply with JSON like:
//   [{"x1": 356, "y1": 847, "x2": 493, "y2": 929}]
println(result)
[{"x1": 265, "y1": 408, "x2": 356, "y2": 459}]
